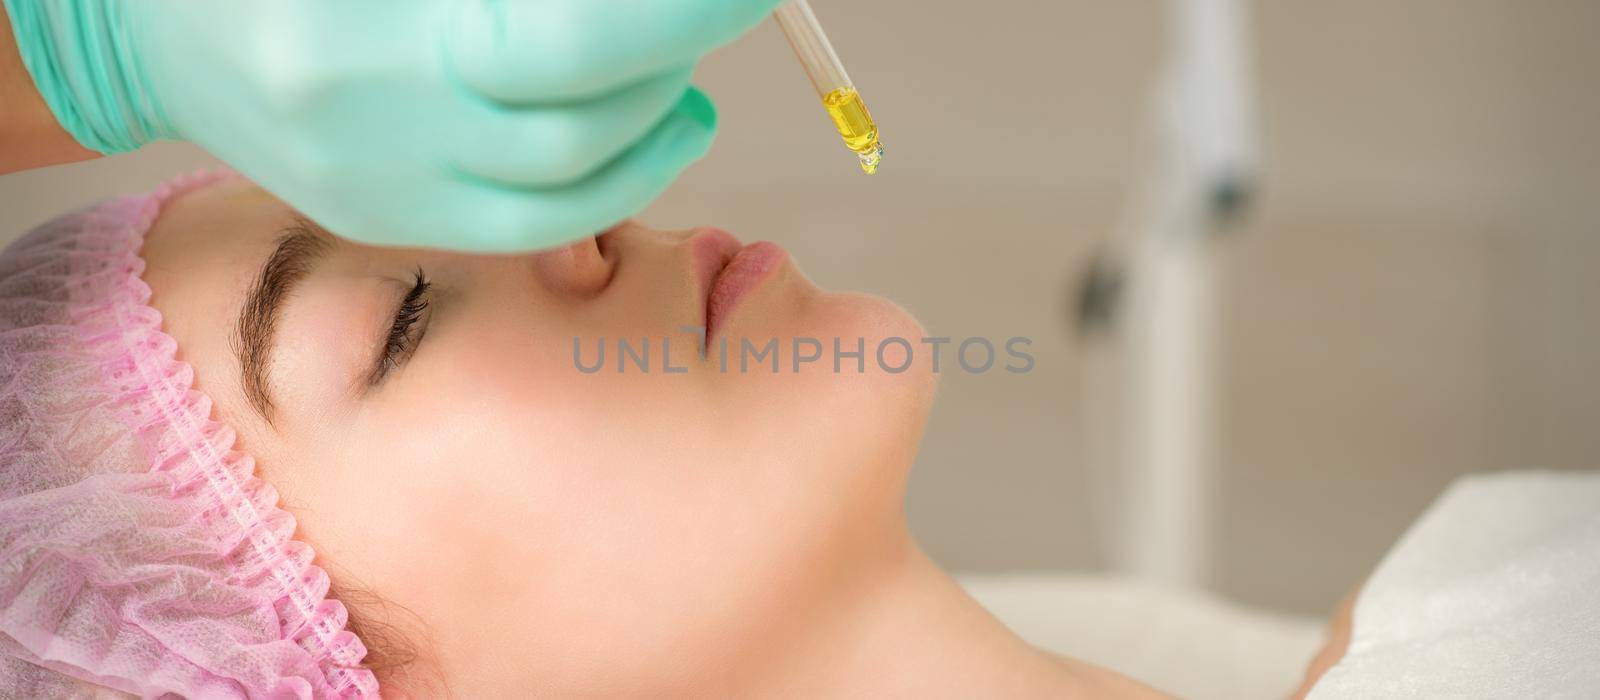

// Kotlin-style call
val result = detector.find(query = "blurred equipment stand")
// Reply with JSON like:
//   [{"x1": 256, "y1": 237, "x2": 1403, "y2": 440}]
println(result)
[{"x1": 1077, "y1": 0, "x2": 1258, "y2": 589}]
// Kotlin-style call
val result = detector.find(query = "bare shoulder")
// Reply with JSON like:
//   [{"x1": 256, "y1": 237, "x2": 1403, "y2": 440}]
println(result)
[
  {"x1": 1291, "y1": 585, "x2": 1359, "y2": 700},
  {"x1": 1047, "y1": 653, "x2": 1179, "y2": 699}
]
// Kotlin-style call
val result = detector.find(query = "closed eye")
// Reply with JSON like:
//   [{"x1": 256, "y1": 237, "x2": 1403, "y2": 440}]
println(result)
[{"x1": 368, "y1": 267, "x2": 431, "y2": 385}]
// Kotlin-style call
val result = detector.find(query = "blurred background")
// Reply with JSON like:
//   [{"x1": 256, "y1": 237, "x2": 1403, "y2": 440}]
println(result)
[{"x1": 2, "y1": 0, "x2": 1597, "y2": 619}]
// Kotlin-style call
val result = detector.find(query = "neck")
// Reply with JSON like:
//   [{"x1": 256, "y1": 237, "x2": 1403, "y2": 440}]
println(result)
[
  {"x1": 734, "y1": 542, "x2": 1162, "y2": 698},
  {"x1": 385, "y1": 507, "x2": 1167, "y2": 698}
]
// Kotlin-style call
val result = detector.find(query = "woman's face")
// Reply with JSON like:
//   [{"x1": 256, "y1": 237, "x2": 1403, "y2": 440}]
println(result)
[{"x1": 141, "y1": 179, "x2": 935, "y2": 693}]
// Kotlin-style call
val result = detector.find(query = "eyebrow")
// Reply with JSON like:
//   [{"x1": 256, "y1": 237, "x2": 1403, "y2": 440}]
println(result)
[{"x1": 233, "y1": 218, "x2": 336, "y2": 424}]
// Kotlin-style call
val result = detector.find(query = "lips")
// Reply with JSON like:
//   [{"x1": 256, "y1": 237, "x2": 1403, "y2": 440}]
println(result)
[
  {"x1": 706, "y1": 241, "x2": 786, "y2": 340},
  {"x1": 690, "y1": 228, "x2": 742, "y2": 301},
  {"x1": 688, "y1": 228, "x2": 786, "y2": 339}
]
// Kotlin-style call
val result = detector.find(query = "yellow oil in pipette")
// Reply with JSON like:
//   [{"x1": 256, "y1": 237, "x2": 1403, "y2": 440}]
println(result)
[
  {"x1": 822, "y1": 87, "x2": 883, "y2": 174},
  {"x1": 774, "y1": 0, "x2": 884, "y2": 175}
]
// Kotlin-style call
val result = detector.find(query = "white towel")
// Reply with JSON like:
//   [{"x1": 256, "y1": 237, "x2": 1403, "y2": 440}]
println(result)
[{"x1": 1309, "y1": 470, "x2": 1600, "y2": 699}]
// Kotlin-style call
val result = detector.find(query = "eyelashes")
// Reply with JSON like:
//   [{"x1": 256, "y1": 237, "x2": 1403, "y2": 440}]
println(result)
[{"x1": 370, "y1": 267, "x2": 431, "y2": 385}]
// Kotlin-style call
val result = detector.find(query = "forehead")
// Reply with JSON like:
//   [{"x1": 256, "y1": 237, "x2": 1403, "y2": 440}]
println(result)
[
  {"x1": 142, "y1": 180, "x2": 295, "y2": 296},
  {"x1": 140, "y1": 181, "x2": 296, "y2": 420}
]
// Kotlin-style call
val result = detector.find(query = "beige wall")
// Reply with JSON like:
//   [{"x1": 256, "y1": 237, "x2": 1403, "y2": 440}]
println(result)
[
  {"x1": 1215, "y1": 0, "x2": 1600, "y2": 611},
  {"x1": 2, "y1": 1, "x2": 1595, "y2": 615}
]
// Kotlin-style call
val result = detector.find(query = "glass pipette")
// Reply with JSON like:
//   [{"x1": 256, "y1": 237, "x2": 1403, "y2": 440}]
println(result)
[{"x1": 772, "y1": 0, "x2": 884, "y2": 174}]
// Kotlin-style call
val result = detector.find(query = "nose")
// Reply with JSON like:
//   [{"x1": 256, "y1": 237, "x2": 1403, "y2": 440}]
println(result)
[{"x1": 531, "y1": 231, "x2": 614, "y2": 297}]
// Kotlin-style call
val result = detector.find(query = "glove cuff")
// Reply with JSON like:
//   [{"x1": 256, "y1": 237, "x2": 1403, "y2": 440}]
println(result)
[{"x1": 3, "y1": 0, "x2": 175, "y2": 154}]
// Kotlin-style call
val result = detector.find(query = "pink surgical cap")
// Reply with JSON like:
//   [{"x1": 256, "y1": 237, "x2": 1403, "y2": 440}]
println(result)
[{"x1": 0, "y1": 171, "x2": 379, "y2": 698}]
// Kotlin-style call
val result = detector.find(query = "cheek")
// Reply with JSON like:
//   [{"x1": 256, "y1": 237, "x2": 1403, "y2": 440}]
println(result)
[
  {"x1": 303, "y1": 281, "x2": 936, "y2": 673},
  {"x1": 324, "y1": 317, "x2": 727, "y2": 620},
  {"x1": 327, "y1": 312, "x2": 905, "y2": 671}
]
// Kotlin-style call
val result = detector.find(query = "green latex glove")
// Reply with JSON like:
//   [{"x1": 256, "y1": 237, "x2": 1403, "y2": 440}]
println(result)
[{"x1": 4, "y1": 0, "x2": 782, "y2": 251}]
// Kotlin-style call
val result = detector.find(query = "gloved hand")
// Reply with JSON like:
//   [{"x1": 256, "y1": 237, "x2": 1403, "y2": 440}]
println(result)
[{"x1": 3, "y1": 0, "x2": 783, "y2": 252}]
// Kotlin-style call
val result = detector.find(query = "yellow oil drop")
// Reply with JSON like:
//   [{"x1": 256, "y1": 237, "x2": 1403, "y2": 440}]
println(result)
[{"x1": 822, "y1": 87, "x2": 884, "y2": 174}]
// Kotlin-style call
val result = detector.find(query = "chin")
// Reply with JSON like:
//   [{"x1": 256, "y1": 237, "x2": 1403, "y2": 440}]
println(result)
[
  {"x1": 797, "y1": 291, "x2": 934, "y2": 511},
  {"x1": 790, "y1": 289, "x2": 937, "y2": 414},
  {"x1": 815, "y1": 290, "x2": 928, "y2": 354},
  {"x1": 712, "y1": 282, "x2": 935, "y2": 431}
]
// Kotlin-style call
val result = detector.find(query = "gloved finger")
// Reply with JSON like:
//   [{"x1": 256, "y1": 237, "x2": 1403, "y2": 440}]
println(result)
[
  {"x1": 448, "y1": 66, "x2": 694, "y2": 189},
  {"x1": 436, "y1": 88, "x2": 720, "y2": 253},
  {"x1": 446, "y1": 0, "x2": 785, "y2": 103}
]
